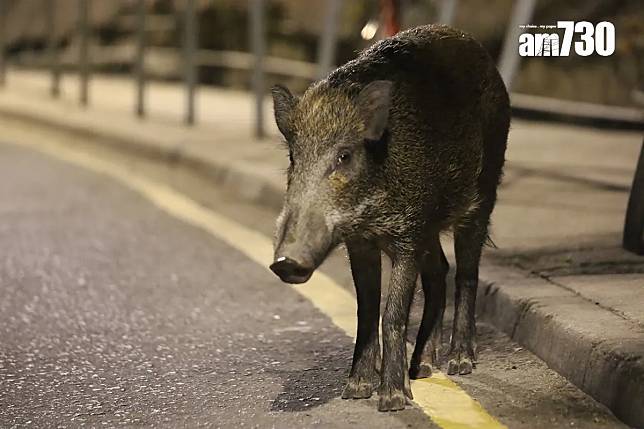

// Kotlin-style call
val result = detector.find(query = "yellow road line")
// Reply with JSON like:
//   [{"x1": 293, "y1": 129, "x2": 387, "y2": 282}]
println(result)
[{"x1": 8, "y1": 135, "x2": 506, "y2": 429}]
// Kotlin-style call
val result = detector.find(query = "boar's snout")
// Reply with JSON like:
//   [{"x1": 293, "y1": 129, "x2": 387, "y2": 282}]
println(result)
[
  {"x1": 271, "y1": 205, "x2": 334, "y2": 284},
  {"x1": 270, "y1": 256, "x2": 314, "y2": 284}
]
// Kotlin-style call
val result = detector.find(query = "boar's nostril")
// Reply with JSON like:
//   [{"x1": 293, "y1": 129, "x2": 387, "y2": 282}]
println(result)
[{"x1": 270, "y1": 257, "x2": 313, "y2": 284}]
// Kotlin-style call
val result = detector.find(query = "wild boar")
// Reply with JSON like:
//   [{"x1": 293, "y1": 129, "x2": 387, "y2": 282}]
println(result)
[{"x1": 269, "y1": 24, "x2": 510, "y2": 411}]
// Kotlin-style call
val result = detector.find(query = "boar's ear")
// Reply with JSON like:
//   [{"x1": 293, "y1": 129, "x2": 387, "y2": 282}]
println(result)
[
  {"x1": 356, "y1": 80, "x2": 392, "y2": 141},
  {"x1": 272, "y1": 85, "x2": 298, "y2": 141}
]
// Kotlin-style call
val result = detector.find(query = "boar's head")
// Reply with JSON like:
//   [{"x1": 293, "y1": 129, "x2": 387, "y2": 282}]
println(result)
[{"x1": 269, "y1": 80, "x2": 392, "y2": 284}]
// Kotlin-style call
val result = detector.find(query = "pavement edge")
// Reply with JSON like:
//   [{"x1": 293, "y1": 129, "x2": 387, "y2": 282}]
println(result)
[{"x1": 477, "y1": 265, "x2": 644, "y2": 428}]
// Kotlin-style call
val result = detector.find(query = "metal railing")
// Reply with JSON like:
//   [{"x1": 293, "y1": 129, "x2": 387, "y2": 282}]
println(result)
[
  {"x1": 47, "y1": 0, "x2": 61, "y2": 97},
  {"x1": 0, "y1": 0, "x2": 535, "y2": 131},
  {"x1": 0, "y1": 0, "x2": 6, "y2": 87},
  {"x1": 78, "y1": 0, "x2": 89, "y2": 106},
  {"x1": 0, "y1": 0, "x2": 344, "y2": 135},
  {"x1": 249, "y1": 0, "x2": 266, "y2": 138},
  {"x1": 0, "y1": 0, "x2": 520, "y2": 133},
  {"x1": 497, "y1": 0, "x2": 537, "y2": 91},
  {"x1": 134, "y1": 0, "x2": 145, "y2": 117}
]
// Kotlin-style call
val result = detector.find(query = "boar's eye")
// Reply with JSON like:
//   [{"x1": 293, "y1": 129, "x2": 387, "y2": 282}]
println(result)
[
  {"x1": 288, "y1": 151, "x2": 294, "y2": 165},
  {"x1": 336, "y1": 149, "x2": 352, "y2": 167}
]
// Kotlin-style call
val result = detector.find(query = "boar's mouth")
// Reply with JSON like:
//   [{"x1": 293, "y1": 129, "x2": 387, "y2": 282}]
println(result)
[{"x1": 269, "y1": 256, "x2": 314, "y2": 284}]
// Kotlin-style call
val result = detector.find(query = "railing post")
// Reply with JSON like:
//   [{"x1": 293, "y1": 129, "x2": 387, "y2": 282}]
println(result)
[
  {"x1": 0, "y1": 0, "x2": 6, "y2": 87},
  {"x1": 623, "y1": 139, "x2": 644, "y2": 255},
  {"x1": 249, "y1": 0, "x2": 265, "y2": 138},
  {"x1": 437, "y1": 0, "x2": 458, "y2": 25},
  {"x1": 135, "y1": 0, "x2": 146, "y2": 117},
  {"x1": 497, "y1": 0, "x2": 537, "y2": 92},
  {"x1": 47, "y1": 0, "x2": 60, "y2": 97},
  {"x1": 183, "y1": 0, "x2": 197, "y2": 125},
  {"x1": 78, "y1": 0, "x2": 90, "y2": 106},
  {"x1": 317, "y1": 0, "x2": 341, "y2": 80}
]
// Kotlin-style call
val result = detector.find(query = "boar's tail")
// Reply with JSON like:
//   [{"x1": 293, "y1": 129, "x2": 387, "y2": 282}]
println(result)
[{"x1": 484, "y1": 235, "x2": 498, "y2": 249}]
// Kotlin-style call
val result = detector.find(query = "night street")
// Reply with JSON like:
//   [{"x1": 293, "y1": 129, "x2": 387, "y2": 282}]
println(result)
[
  {"x1": 0, "y1": 138, "x2": 630, "y2": 428},
  {"x1": 1, "y1": 1, "x2": 643, "y2": 427}
]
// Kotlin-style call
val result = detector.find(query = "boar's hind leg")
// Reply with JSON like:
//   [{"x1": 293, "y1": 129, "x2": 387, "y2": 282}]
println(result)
[
  {"x1": 409, "y1": 235, "x2": 448, "y2": 379},
  {"x1": 448, "y1": 209, "x2": 492, "y2": 375},
  {"x1": 342, "y1": 239, "x2": 382, "y2": 400},
  {"x1": 378, "y1": 254, "x2": 417, "y2": 412}
]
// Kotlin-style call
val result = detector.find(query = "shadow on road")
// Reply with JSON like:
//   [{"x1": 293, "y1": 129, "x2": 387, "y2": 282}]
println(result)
[{"x1": 269, "y1": 356, "x2": 349, "y2": 411}]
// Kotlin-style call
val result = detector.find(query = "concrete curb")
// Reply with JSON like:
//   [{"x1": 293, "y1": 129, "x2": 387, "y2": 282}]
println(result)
[
  {"x1": 1, "y1": 106, "x2": 642, "y2": 427},
  {"x1": 478, "y1": 265, "x2": 644, "y2": 428}
]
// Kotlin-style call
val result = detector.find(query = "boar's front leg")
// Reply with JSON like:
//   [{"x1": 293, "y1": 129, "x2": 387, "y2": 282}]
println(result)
[
  {"x1": 378, "y1": 254, "x2": 417, "y2": 412},
  {"x1": 342, "y1": 239, "x2": 381, "y2": 399}
]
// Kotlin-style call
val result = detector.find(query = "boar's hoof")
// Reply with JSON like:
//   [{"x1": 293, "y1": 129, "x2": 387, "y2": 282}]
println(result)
[
  {"x1": 446, "y1": 342, "x2": 476, "y2": 375},
  {"x1": 409, "y1": 361, "x2": 433, "y2": 379},
  {"x1": 446, "y1": 356, "x2": 474, "y2": 375},
  {"x1": 377, "y1": 385, "x2": 410, "y2": 412},
  {"x1": 342, "y1": 377, "x2": 376, "y2": 399}
]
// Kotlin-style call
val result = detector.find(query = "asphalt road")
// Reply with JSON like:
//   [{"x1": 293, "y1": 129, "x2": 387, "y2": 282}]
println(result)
[{"x1": 0, "y1": 141, "x2": 629, "y2": 428}]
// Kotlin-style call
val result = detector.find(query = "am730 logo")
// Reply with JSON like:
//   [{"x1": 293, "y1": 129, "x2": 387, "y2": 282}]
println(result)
[{"x1": 518, "y1": 21, "x2": 615, "y2": 57}]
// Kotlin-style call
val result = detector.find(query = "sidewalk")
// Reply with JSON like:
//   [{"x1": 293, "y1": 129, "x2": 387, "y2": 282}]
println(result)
[{"x1": 1, "y1": 69, "x2": 643, "y2": 427}]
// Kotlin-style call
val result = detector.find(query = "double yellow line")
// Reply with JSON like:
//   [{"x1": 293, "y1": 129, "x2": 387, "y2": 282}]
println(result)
[{"x1": 8, "y1": 134, "x2": 506, "y2": 429}]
